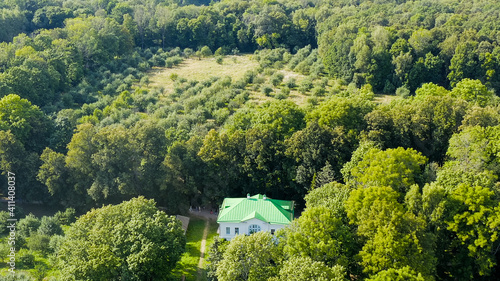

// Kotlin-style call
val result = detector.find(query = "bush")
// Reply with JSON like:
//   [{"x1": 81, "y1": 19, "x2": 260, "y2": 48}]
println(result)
[
  {"x1": 214, "y1": 47, "x2": 226, "y2": 56},
  {"x1": 183, "y1": 48, "x2": 194, "y2": 57},
  {"x1": 284, "y1": 77, "x2": 297, "y2": 88},
  {"x1": 18, "y1": 251, "x2": 35, "y2": 269},
  {"x1": 396, "y1": 86, "x2": 410, "y2": 98},
  {"x1": 216, "y1": 56, "x2": 224, "y2": 65},
  {"x1": 49, "y1": 235, "x2": 66, "y2": 253},
  {"x1": 243, "y1": 70, "x2": 256, "y2": 84},
  {"x1": 270, "y1": 72, "x2": 284, "y2": 86},
  {"x1": 200, "y1": 46, "x2": 212, "y2": 57},
  {"x1": 311, "y1": 86, "x2": 326, "y2": 96},
  {"x1": 261, "y1": 84, "x2": 273, "y2": 96},
  {"x1": 274, "y1": 92, "x2": 288, "y2": 100},
  {"x1": 264, "y1": 68, "x2": 275, "y2": 76},
  {"x1": 28, "y1": 234, "x2": 51, "y2": 254},
  {"x1": 298, "y1": 78, "x2": 313, "y2": 94},
  {"x1": 38, "y1": 216, "x2": 63, "y2": 236},
  {"x1": 18, "y1": 214, "x2": 41, "y2": 238},
  {"x1": 253, "y1": 75, "x2": 266, "y2": 85},
  {"x1": 170, "y1": 73, "x2": 179, "y2": 81},
  {"x1": 281, "y1": 86, "x2": 291, "y2": 96}
]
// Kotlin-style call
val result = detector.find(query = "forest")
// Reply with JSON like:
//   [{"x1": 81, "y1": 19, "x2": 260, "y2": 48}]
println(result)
[{"x1": 0, "y1": 0, "x2": 500, "y2": 280}]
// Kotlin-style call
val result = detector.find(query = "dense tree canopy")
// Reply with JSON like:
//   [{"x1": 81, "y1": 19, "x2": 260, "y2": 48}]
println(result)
[
  {"x1": 57, "y1": 197, "x2": 185, "y2": 281},
  {"x1": 1, "y1": 0, "x2": 500, "y2": 279}
]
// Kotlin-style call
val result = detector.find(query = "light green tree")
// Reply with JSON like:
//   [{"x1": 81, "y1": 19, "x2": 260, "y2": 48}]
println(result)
[
  {"x1": 273, "y1": 256, "x2": 347, "y2": 281},
  {"x1": 285, "y1": 206, "x2": 356, "y2": 272},
  {"x1": 347, "y1": 147, "x2": 427, "y2": 194},
  {"x1": 216, "y1": 231, "x2": 282, "y2": 281},
  {"x1": 347, "y1": 186, "x2": 436, "y2": 277},
  {"x1": 57, "y1": 197, "x2": 185, "y2": 281}
]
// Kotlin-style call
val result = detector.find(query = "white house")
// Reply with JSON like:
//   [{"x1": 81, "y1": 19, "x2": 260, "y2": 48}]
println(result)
[{"x1": 217, "y1": 194, "x2": 294, "y2": 240}]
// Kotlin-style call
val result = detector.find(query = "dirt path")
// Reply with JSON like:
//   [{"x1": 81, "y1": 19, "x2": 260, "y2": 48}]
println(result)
[
  {"x1": 196, "y1": 218, "x2": 210, "y2": 281},
  {"x1": 189, "y1": 210, "x2": 218, "y2": 281}
]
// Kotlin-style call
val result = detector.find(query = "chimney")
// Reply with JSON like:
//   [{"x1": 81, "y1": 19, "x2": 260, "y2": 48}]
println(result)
[{"x1": 247, "y1": 193, "x2": 250, "y2": 199}]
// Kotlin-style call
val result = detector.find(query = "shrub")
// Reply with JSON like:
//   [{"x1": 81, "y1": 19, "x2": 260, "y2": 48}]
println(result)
[
  {"x1": 253, "y1": 75, "x2": 266, "y2": 85},
  {"x1": 216, "y1": 56, "x2": 224, "y2": 64},
  {"x1": 298, "y1": 78, "x2": 313, "y2": 94},
  {"x1": 270, "y1": 72, "x2": 284, "y2": 86},
  {"x1": 18, "y1": 214, "x2": 41, "y2": 238},
  {"x1": 28, "y1": 234, "x2": 51, "y2": 254},
  {"x1": 243, "y1": 70, "x2": 256, "y2": 84},
  {"x1": 200, "y1": 46, "x2": 212, "y2": 57},
  {"x1": 49, "y1": 235, "x2": 65, "y2": 253},
  {"x1": 38, "y1": 216, "x2": 63, "y2": 236},
  {"x1": 311, "y1": 86, "x2": 326, "y2": 96},
  {"x1": 264, "y1": 68, "x2": 275, "y2": 76},
  {"x1": 274, "y1": 92, "x2": 288, "y2": 100},
  {"x1": 18, "y1": 251, "x2": 35, "y2": 269},
  {"x1": 281, "y1": 86, "x2": 291, "y2": 96},
  {"x1": 170, "y1": 73, "x2": 179, "y2": 81},
  {"x1": 396, "y1": 86, "x2": 410, "y2": 98},
  {"x1": 284, "y1": 77, "x2": 297, "y2": 88},
  {"x1": 214, "y1": 47, "x2": 225, "y2": 56},
  {"x1": 261, "y1": 84, "x2": 273, "y2": 96},
  {"x1": 183, "y1": 48, "x2": 194, "y2": 57}
]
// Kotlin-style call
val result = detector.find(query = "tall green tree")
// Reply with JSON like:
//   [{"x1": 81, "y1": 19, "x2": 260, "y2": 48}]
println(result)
[
  {"x1": 216, "y1": 231, "x2": 282, "y2": 281},
  {"x1": 57, "y1": 197, "x2": 185, "y2": 281}
]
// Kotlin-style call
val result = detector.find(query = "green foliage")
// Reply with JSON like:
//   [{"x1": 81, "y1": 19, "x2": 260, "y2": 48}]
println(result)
[
  {"x1": 274, "y1": 256, "x2": 347, "y2": 281},
  {"x1": 347, "y1": 147, "x2": 428, "y2": 194},
  {"x1": 216, "y1": 231, "x2": 282, "y2": 281},
  {"x1": 450, "y1": 78, "x2": 493, "y2": 106},
  {"x1": 206, "y1": 236, "x2": 229, "y2": 281},
  {"x1": 305, "y1": 182, "x2": 351, "y2": 222},
  {"x1": 37, "y1": 215, "x2": 63, "y2": 236},
  {"x1": 18, "y1": 250, "x2": 36, "y2": 269},
  {"x1": 346, "y1": 186, "x2": 436, "y2": 277},
  {"x1": 285, "y1": 206, "x2": 356, "y2": 271},
  {"x1": 366, "y1": 266, "x2": 425, "y2": 281},
  {"x1": 18, "y1": 213, "x2": 41, "y2": 238},
  {"x1": 54, "y1": 208, "x2": 76, "y2": 225},
  {"x1": 57, "y1": 197, "x2": 186, "y2": 281},
  {"x1": 27, "y1": 233, "x2": 51, "y2": 254},
  {"x1": 445, "y1": 184, "x2": 500, "y2": 277},
  {"x1": 200, "y1": 46, "x2": 212, "y2": 57},
  {"x1": 307, "y1": 96, "x2": 374, "y2": 134},
  {"x1": 0, "y1": 94, "x2": 51, "y2": 152}
]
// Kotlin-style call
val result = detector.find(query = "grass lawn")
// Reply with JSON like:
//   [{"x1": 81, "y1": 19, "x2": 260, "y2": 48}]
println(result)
[
  {"x1": 170, "y1": 215, "x2": 220, "y2": 281},
  {"x1": 197, "y1": 218, "x2": 219, "y2": 281}
]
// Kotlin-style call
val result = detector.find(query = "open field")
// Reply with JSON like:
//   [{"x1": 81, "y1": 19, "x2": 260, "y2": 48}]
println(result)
[
  {"x1": 148, "y1": 55, "x2": 259, "y2": 92},
  {"x1": 146, "y1": 55, "x2": 318, "y2": 106}
]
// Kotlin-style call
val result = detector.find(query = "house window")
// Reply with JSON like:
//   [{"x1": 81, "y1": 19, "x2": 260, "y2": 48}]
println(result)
[
  {"x1": 235, "y1": 227, "x2": 239, "y2": 235},
  {"x1": 248, "y1": 224, "x2": 261, "y2": 234},
  {"x1": 226, "y1": 227, "x2": 230, "y2": 235},
  {"x1": 271, "y1": 229, "x2": 275, "y2": 235}
]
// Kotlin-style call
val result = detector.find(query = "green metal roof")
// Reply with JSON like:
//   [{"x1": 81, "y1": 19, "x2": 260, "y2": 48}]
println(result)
[{"x1": 217, "y1": 194, "x2": 294, "y2": 225}]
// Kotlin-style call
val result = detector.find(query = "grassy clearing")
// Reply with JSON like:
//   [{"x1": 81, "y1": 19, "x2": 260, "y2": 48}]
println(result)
[
  {"x1": 373, "y1": 94, "x2": 400, "y2": 104},
  {"x1": 146, "y1": 55, "x2": 320, "y2": 107},
  {"x1": 148, "y1": 55, "x2": 259, "y2": 94}
]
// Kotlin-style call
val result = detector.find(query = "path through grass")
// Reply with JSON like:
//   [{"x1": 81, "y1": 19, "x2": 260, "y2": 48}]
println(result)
[{"x1": 169, "y1": 216, "x2": 218, "y2": 281}]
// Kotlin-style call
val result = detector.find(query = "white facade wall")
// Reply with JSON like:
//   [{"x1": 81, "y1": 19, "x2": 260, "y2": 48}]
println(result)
[{"x1": 218, "y1": 218, "x2": 287, "y2": 240}]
